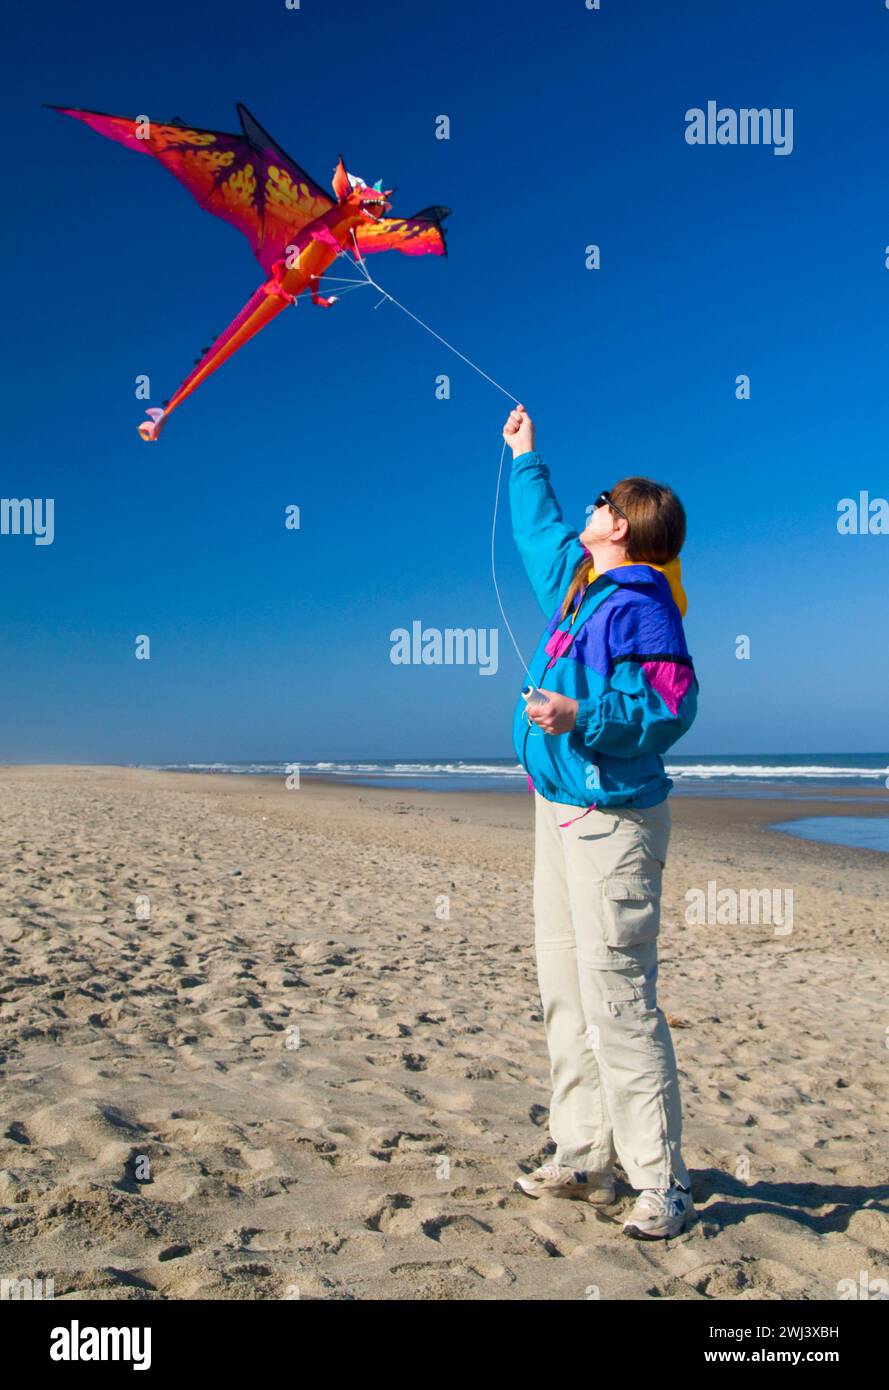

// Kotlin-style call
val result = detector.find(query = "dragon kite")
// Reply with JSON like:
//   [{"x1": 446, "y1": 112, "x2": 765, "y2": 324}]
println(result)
[{"x1": 51, "y1": 104, "x2": 450, "y2": 441}]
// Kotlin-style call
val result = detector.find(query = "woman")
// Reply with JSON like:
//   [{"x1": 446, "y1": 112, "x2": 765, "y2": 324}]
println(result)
[{"x1": 503, "y1": 404, "x2": 698, "y2": 1240}]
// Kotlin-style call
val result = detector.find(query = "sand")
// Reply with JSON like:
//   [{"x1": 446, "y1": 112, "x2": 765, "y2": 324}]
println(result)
[{"x1": 0, "y1": 764, "x2": 887, "y2": 1301}]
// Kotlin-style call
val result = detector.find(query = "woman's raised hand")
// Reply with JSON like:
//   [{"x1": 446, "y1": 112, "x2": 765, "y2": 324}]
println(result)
[{"x1": 502, "y1": 404, "x2": 534, "y2": 457}]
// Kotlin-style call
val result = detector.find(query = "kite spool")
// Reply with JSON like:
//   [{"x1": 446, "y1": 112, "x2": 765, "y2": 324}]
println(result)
[{"x1": 521, "y1": 685, "x2": 549, "y2": 707}]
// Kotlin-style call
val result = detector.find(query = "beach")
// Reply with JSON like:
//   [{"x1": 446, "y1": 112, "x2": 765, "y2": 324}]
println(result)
[{"x1": 1, "y1": 764, "x2": 887, "y2": 1301}]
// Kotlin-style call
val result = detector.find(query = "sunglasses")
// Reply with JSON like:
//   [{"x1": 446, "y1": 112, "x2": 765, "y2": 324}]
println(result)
[{"x1": 594, "y1": 490, "x2": 628, "y2": 522}]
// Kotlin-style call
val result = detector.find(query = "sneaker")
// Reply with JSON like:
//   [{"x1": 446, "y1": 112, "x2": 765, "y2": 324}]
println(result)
[
  {"x1": 515, "y1": 1163, "x2": 616, "y2": 1204},
  {"x1": 622, "y1": 1183, "x2": 695, "y2": 1239}
]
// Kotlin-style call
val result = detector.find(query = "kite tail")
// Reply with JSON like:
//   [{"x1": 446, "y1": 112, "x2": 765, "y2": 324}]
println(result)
[
  {"x1": 138, "y1": 408, "x2": 167, "y2": 443},
  {"x1": 137, "y1": 277, "x2": 294, "y2": 442}
]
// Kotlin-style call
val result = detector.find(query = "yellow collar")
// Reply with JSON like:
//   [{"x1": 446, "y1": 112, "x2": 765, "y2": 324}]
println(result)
[{"x1": 579, "y1": 556, "x2": 688, "y2": 618}]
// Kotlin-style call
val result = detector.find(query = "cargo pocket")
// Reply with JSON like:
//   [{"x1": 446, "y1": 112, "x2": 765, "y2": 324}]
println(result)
[
  {"x1": 599, "y1": 973, "x2": 658, "y2": 1021},
  {"x1": 602, "y1": 869, "x2": 662, "y2": 948},
  {"x1": 602, "y1": 978, "x2": 641, "y2": 1019}
]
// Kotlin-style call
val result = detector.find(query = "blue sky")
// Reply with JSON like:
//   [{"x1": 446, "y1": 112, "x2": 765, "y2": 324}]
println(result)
[{"x1": 2, "y1": 0, "x2": 888, "y2": 761}]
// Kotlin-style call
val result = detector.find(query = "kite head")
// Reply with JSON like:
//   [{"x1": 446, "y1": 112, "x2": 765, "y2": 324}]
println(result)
[{"x1": 331, "y1": 158, "x2": 392, "y2": 220}]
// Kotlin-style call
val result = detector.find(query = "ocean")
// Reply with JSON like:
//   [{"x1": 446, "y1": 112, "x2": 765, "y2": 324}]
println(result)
[
  {"x1": 143, "y1": 755, "x2": 889, "y2": 852},
  {"x1": 145, "y1": 753, "x2": 889, "y2": 797}
]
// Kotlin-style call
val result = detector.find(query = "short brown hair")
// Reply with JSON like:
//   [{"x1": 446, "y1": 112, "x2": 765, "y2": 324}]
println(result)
[
  {"x1": 610, "y1": 476, "x2": 686, "y2": 564},
  {"x1": 561, "y1": 477, "x2": 686, "y2": 619}
]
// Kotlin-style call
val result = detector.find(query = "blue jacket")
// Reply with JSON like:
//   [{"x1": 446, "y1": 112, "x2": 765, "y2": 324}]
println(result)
[{"x1": 510, "y1": 451, "x2": 698, "y2": 809}]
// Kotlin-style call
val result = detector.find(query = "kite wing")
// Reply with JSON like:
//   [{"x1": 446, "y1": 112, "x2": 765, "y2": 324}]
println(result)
[
  {"x1": 353, "y1": 206, "x2": 450, "y2": 257},
  {"x1": 50, "y1": 103, "x2": 336, "y2": 273}
]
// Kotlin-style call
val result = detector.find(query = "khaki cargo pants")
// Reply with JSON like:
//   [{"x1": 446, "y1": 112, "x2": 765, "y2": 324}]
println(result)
[{"x1": 533, "y1": 790, "x2": 690, "y2": 1191}]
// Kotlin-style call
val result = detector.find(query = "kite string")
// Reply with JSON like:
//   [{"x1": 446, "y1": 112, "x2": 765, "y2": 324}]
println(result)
[
  {"x1": 340, "y1": 237, "x2": 536, "y2": 684},
  {"x1": 344, "y1": 235, "x2": 520, "y2": 403},
  {"x1": 491, "y1": 436, "x2": 538, "y2": 687}
]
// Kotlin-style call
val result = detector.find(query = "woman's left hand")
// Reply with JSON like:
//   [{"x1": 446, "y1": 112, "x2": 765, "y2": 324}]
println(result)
[{"x1": 527, "y1": 689, "x2": 578, "y2": 735}]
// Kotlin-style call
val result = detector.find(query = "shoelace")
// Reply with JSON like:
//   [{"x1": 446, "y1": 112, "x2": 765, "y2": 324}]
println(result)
[{"x1": 639, "y1": 1188, "x2": 687, "y2": 1216}]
